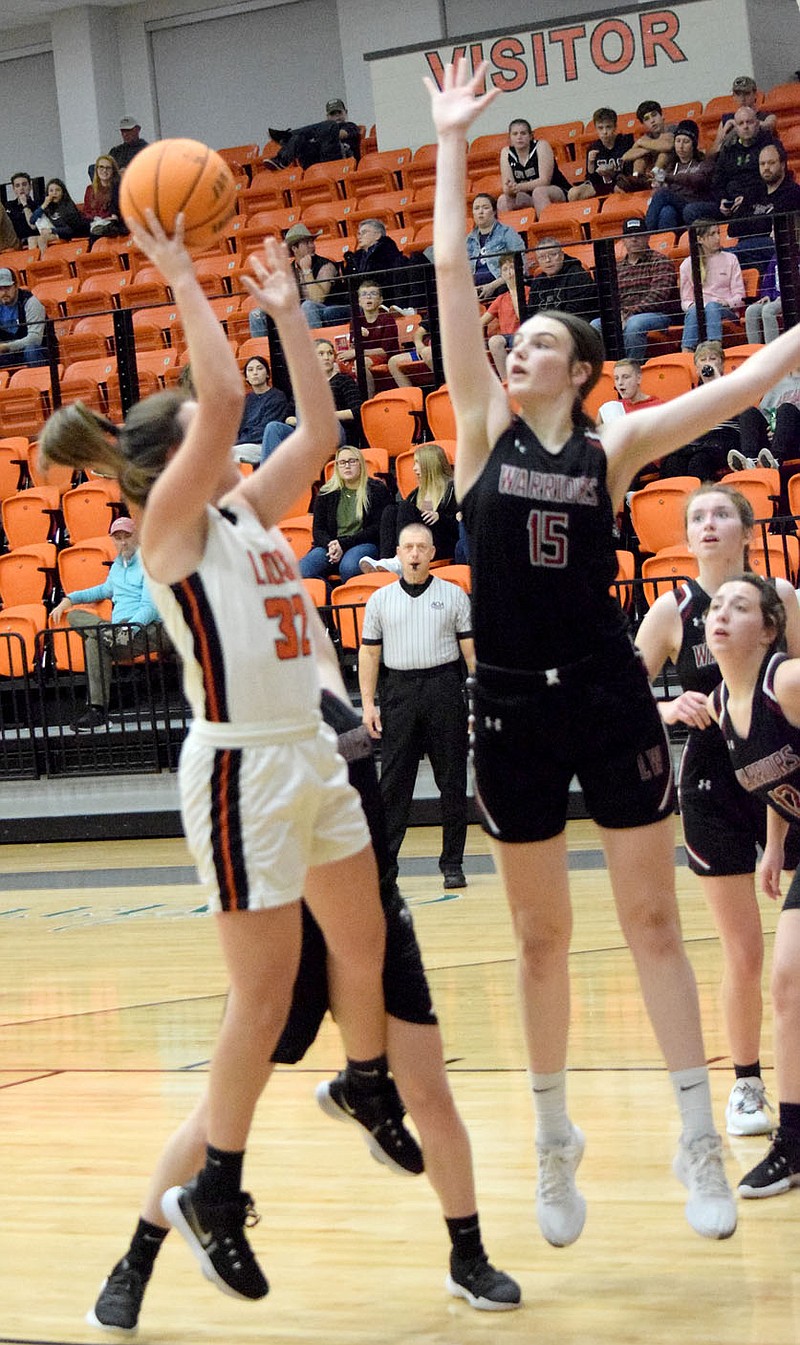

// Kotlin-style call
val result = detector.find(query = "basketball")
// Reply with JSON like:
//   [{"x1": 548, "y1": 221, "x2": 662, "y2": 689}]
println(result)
[{"x1": 119, "y1": 138, "x2": 237, "y2": 250}]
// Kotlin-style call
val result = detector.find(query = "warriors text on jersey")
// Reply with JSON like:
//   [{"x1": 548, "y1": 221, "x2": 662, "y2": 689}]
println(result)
[{"x1": 461, "y1": 420, "x2": 627, "y2": 669}]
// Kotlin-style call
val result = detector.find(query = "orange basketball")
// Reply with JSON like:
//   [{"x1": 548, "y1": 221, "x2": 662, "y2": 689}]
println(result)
[{"x1": 120, "y1": 138, "x2": 237, "y2": 251}]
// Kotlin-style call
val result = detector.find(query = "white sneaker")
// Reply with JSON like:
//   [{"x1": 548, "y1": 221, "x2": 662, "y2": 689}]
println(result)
[
  {"x1": 359, "y1": 556, "x2": 402, "y2": 575},
  {"x1": 359, "y1": 556, "x2": 380, "y2": 573},
  {"x1": 757, "y1": 447, "x2": 779, "y2": 470},
  {"x1": 535, "y1": 1124, "x2": 586, "y2": 1247},
  {"x1": 726, "y1": 450, "x2": 756, "y2": 472},
  {"x1": 725, "y1": 1077, "x2": 774, "y2": 1136},
  {"x1": 673, "y1": 1134, "x2": 737, "y2": 1239}
]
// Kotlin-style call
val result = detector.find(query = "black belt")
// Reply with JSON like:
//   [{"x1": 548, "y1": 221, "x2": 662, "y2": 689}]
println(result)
[{"x1": 385, "y1": 661, "x2": 461, "y2": 681}]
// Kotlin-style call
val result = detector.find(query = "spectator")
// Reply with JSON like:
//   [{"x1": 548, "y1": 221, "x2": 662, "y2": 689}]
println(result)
[
  {"x1": 260, "y1": 336, "x2": 364, "y2": 459},
  {"x1": 497, "y1": 117, "x2": 569, "y2": 215},
  {"x1": 249, "y1": 222, "x2": 350, "y2": 335},
  {"x1": 612, "y1": 358, "x2": 664, "y2": 412},
  {"x1": 644, "y1": 120, "x2": 714, "y2": 230},
  {"x1": 232, "y1": 356, "x2": 291, "y2": 463},
  {"x1": 5, "y1": 171, "x2": 43, "y2": 244},
  {"x1": 680, "y1": 219, "x2": 745, "y2": 350},
  {"x1": 364, "y1": 442, "x2": 460, "y2": 572},
  {"x1": 708, "y1": 76, "x2": 777, "y2": 157},
  {"x1": 466, "y1": 193, "x2": 525, "y2": 301},
  {"x1": 729, "y1": 141, "x2": 800, "y2": 272},
  {"x1": 388, "y1": 322, "x2": 434, "y2": 387},
  {"x1": 745, "y1": 250, "x2": 800, "y2": 345},
  {"x1": 527, "y1": 237, "x2": 599, "y2": 323},
  {"x1": 569, "y1": 107, "x2": 634, "y2": 201},
  {"x1": 359, "y1": 522, "x2": 475, "y2": 892},
  {"x1": 479, "y1": 253, "x2": 526, "y2": 377},
  {"x1": 594, "y1": 218, "x2": 680, "y2": 362},
  {"x1": 620, "y1": 100, "x2": 675, "y2": 179},
  {"x1": 109, "y1": 117, "x2": 149, "y2": 172},
  {"x1": 300, "y1": 445, "x2": 391, "y2": 583},
  {"x1": 81, "y1": 156, "x2": 125, "y2": 239},
  {"x1": 0, "y1": 201, "x2": 19, "y2": 251},
  {"x1": 29, "y1": 178, "x2": 86, "y2": 242},
  {"x1": 266, "y1": 99, "x2": 361, "y2": 170},
  {"x1": 336, "y1": 280, "x2": 400, "y2": 397},
  {"x1": 733, "y1": 365, "x2": 800, "y2": 469},
  {"x1": 660, "y1": 342, "x2": 744, "y2": 478},
  {"x1": 341, "y1": 218, "x2": 409, "y2": 305},
  {"x1": 0, "y1": 266, "x2": 47, "y2": 368},
  {"x1": 50, "y1": 516, "x2": 165, "y2": 730},
  {"x1": 685, "y1": 104, "x2": 776, "y2": 226}
]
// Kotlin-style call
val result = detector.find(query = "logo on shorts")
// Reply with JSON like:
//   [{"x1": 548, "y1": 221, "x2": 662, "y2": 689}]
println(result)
[
  {"x1": 484, "y1": 715, "x2": 502, "y2": 731},
  {"x1": 637, "y1": 745, "x2": 666, "y2": 781},
  {"x1": 697, "y1": 778, "x2": 711, "y2": 791}
]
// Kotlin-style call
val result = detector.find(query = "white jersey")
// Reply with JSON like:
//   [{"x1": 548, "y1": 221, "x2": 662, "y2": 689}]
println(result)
[{"x1": 147, "y1": 502, "x2": 321, "y2": 731}]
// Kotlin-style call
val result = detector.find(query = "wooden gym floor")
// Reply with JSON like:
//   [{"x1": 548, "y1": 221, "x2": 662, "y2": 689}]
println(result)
[{"x1": 1, "y1": 818, "x2": 799, "y2": 1345}]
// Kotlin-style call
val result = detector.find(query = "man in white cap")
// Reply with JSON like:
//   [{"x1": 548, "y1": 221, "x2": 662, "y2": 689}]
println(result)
[
  {"x1": 0, "y1": 266, "x2": 47, "y2": 368},
  {"x1": 249, "y1": 221, "x2": 349, "y2": 335},
  {"x1": 51, "y1": 516, "x2": 165, "y2": 730},
  {"x1": 110, "y1": 117, "x2": 149, "y2": 172}
]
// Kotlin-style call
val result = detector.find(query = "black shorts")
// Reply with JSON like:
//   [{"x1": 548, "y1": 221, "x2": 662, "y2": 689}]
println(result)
[
  {"x1": 271, "y1": 892, "x2": 436, "y2": 1065},
  {"x1": 470, "y1": 635, "x2": 675, "y2": 843},
  {"x1": 784, "y1": 860, "x2": 800, "y2": 911},
  {"x1": 679, "y1": 724, "x2": 800, "y2": 877}
]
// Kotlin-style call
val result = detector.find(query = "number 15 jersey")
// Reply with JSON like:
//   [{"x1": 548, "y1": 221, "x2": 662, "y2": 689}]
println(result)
[{"x1": 461, "y1": 419, "x2": 626, "y2": 670}]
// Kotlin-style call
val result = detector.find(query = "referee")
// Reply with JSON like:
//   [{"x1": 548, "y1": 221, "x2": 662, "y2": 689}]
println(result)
[{"x1": 359, "y1": 522, "x2": 475, "y2": 890}]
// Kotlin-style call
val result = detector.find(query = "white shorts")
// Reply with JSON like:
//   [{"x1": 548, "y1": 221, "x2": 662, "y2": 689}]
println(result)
[{"x1": 179, "y1": 718, "x2": 370, "y2": 912}]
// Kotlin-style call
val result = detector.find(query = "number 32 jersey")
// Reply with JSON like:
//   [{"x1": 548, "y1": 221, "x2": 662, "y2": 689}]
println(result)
[
  {"x1": 148, "y1": 503, "x2": 321, "y2": 728},
  {"x1": 461, "y1": 419, "x2": 626, "y2": 670}
]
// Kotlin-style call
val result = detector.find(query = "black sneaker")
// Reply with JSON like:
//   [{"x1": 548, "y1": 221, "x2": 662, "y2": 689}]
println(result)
[
  {"x1": 86, "y1": 1258, "x2": 146, "y2": 1335},
  {"x1": 74, "y1": 705, "x2": 107, "y2": 732},
  {"x1": 739, "y1": 1129, "x2": 800, "y2": 1198},
  {"x1": 442, "y1": 865, "x2": 467, "y2": 889},
  {"x1": 446, "y1": 1252, "x2": 522, "y2": 1311},
  {"x1": 161, "y1": 1179, "x2": 268, "y2": 1300},
  {"x1": 315, "y1": 1071, "x2": 424, "y2": 1176}
]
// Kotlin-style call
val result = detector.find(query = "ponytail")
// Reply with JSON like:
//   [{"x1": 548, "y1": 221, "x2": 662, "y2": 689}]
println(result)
[{"x1": 39, "y1": 391, "x2": 186, "y2": 508}]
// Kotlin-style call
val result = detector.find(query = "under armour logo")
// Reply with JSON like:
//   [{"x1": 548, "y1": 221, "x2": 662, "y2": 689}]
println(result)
[
  {"x1": 692, "y1": 617, "x2": 704, "y2": 628},
  {"x1": 514, "y1": 437, "x2": 527, "y2": 455},
  {"x1": 545, "y1": 668, "x2": 560, "y2": 686},
  {"x1": 697, "y1": 779, "x2": 712, "y2": 791},
  {"x1": 484, "y1": 715, "x2": 502, "y2": 731}
]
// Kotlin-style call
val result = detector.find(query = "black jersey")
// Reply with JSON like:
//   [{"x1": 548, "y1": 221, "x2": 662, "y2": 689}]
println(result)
[
  {"x1": 716, "y1": 651, "x2": 800, "y2": 826},
  {"x1": 508, "y1": 143, "x2": 570, "y2": 196},
  {"x1": 461, "y1": 418, "x2": 627, "y2": 669},
  {"x1": 673, "y1": 579, "x2": 721, "y2": 695}
]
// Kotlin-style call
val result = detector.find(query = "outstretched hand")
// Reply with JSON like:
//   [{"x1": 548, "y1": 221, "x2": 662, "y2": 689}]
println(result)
[
  {"x1": 423, "y1": 57, "x2": 500, "y2": 138},
  {"x1": 241, "y1": 238, "x2": 299, "y2": 317},
  {"x1": 128, "y1": 210, "x2": 195, "y2": 287}
]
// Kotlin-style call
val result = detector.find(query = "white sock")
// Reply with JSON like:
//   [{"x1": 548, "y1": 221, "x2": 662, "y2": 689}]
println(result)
[
  {"x1": 530, "y1": 1069, "x2": 572, "y2": 1145},
  {"x1": 671, "y1": 1066, "x2": 716, "y2": 1143}
]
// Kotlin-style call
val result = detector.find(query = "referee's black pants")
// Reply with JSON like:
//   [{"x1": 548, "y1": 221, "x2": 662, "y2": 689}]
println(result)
[{"x1": 378, "y1": 663, "x2": 468, "y2": 879}]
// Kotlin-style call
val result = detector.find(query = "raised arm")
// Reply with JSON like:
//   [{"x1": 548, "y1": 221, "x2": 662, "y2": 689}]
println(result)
[
  {"x1": 602, "y1": 320, "x2": 800, "y2": 510},
  {"x1": 425, "y1": 59, "x2": 511, "y2": 498},
  {"x1": 132, "y1": 213, "x2": 244, "y2": 581},
  {"x1": 231, "y1": 239, "x2": 340, "y2": 528}
]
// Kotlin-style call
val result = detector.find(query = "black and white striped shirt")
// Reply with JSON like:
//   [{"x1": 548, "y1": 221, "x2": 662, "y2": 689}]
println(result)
[{"x1": 361, "y1": 576, "x2": 472, "y2": 670}]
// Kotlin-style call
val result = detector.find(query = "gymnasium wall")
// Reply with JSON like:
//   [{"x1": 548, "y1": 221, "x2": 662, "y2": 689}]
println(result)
[{"x1": 0, "y1": 0, "x2": 798, "y2": 201}]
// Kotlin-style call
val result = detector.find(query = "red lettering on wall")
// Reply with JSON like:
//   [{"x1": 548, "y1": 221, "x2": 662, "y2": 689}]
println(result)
[
  {"x1": 423, "y1": 47, "x2": 466, "y2": 90},
  {"x1": 470, "y1": 43, "x2": 486, "y2": 83},
  {"x1": 490, "y1": 37, "x2": 528, "y2": 91},
  {"x1": 548, "y1": 25, "x2": 587, "y2": 82},
  {"x1": 590, "y1": 20, "x2": 635, "y2": 74},
  {"x1": 530, "y1": 31, "x2": 548, "y2": 87},
  {"x1": 640, "y1": 10, "x2": 686, "y2": 67}
]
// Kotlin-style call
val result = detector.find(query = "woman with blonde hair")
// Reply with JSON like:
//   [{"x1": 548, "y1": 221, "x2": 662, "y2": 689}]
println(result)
[
  {"x1": 364, "y1": 442, "x2": 459, "y2": 573},
  {"x1": 680, "y1": 220, "x2": 744, "y2": 350},
  {"x1": 300, "y1": 444, "x2": 391, "y2": 583}
]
